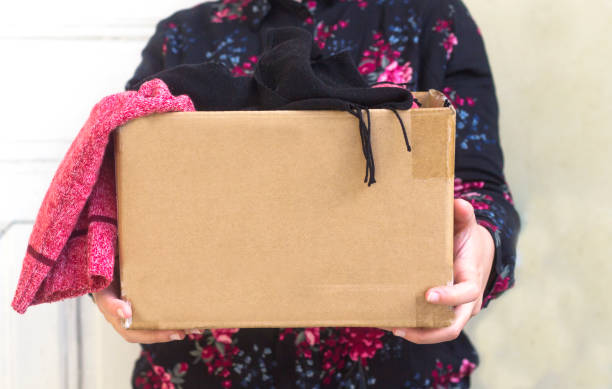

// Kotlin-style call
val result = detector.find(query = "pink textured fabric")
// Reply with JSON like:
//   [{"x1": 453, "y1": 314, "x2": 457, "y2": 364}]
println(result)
[{"x1": 11, "y1": 79, "x2": 195, "y2": 314}]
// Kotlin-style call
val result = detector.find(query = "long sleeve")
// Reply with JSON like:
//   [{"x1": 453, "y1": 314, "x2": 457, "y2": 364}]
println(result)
[
  {"x1": 125, "y1": 18, "x2": 172, "y2": 91},
  {"x1": 418, "y1": 0, "x2": 521, "y2": 309}
]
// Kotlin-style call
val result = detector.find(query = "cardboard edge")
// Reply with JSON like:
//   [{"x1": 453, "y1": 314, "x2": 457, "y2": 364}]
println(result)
[{"x1": 115, "y1": 90, "x2": 457, "y2": 329}]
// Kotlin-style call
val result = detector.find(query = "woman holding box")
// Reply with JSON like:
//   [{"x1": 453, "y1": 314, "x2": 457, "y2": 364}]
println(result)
[{"x1": 92, "y1": 0, "x2": 520, "y2": 387}]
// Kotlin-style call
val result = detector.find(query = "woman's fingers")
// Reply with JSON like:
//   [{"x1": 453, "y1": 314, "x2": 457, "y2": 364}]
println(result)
[
  {"x1": 425, "y1": 280, "x2": 480, "y2": 306},
  {"x1": 93, "y1": 284, "x2": 186, "y2": 344},
  {"x1": 104, "y1": 303, "x2": 186, "y2": 344},
  {"x1": 111, "y1": 324, "x2": 186, "y2": 344},
  {"x1": 93, "y1": 287, "x2": 132, "y2": 323},
  {"x1": 390, "y1": 302, "x2": 474, "y2": 344}
]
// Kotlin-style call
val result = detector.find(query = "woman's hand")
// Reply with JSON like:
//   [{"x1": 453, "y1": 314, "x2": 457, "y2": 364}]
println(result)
[
  {"x1": 92, "y1": 275, "x2": 197, "y2": 344},
  {"x1": 383, "y1": 198, "x2": 495, "y2": 344}
]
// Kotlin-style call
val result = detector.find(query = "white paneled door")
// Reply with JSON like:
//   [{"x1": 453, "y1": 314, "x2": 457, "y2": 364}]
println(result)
[{"x1": 0, "y1": 1, "x2": 199, "y2": 388}]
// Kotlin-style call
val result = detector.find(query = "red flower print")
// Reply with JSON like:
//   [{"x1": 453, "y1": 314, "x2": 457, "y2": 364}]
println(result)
[
  {"x1": 454, "y1": 178, "x2": 494, "y2": 211},
  {"x1": 375, "y1": 60, "x2": 413, "y2": 85},
  {"x1": 211, "y1": 328, "x2": 239, "y2": 344},
  {"x1": 477, "y1": 219, "x2": 498, "y2": 233},
  {"x1": 443, "y1": 32, "x2": 458, "y2": 60},
  {"x1": 178, "y1": 362, "x2": 188, "y2": 374},
  {"x1": 433, "y1": 19, "x2": 459, "y2": 60},
  {"x1": 357, "y1": 31, "x2": 402, "y2": 82},
  {"x1": 482, "y1": 275, "x2": 512, "y2": 307},
  {"x1": 442, "y1": 87, "x2": 477, "y2": 108},
  {"x1": 231, "y1": 55, "x2": 259, "y2": 77},
  {"x1": 188, "y1": 329, "x2": 240, "y2": 388},
  {"x1": 431, "y1": 358, "x2": 476, "y2": 388},
  {"x1": 358, "y1": 61, "x2": 377, "y2": 75},
  {"x1": 187, "y1": 333, "x2": 203, "y2": 341},
  {"x1": 280, "y1": 327, "x2": 385, "y2": 385},
  {"x1": 434, "y1": 19, "x2": 451, "y2": 33},
  {"x1": 314, "y1": 20, "x2": 350, "y2": 49},
  {"x1": 211, "y1": 0, "x2": 253, "y2": 23},
  {"x1": 136, "y1": 351, "x2": 188, "y2": 389},
  {"x1": 201, "y1": 345, "x2": 215, "y2": 360}
]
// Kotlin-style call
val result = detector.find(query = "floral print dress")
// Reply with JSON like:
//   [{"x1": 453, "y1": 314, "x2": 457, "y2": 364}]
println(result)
[{"x1": 124, "y1": 0, "x2": 521, "y2": 387}]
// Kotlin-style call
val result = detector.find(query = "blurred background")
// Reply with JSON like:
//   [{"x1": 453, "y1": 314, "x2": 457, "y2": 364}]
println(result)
[{"x1": 1, "y1": 0, "x2": 610, "y2": 388}]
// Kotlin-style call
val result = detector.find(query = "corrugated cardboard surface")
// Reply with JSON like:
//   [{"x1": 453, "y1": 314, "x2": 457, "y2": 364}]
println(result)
[{"x1": 115, "y1": 90, "x2": 456, "y2": 330}]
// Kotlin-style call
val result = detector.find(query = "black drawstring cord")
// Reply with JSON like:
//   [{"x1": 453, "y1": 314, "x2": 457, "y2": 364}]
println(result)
[
  {"x1": 388, "y1": 107, "x2": 411, "y2": 152},
  {"x1": 346, "y1": 103, "x2": 412, "y2": 186},
  {"x1": 347, "y1": 104, "x2": 376, "y2": 186}
]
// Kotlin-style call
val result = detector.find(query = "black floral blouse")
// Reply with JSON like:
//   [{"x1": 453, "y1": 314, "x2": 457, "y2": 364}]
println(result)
[{"x1": 124, "y1": 0, "x2": 521, "y2": 388}]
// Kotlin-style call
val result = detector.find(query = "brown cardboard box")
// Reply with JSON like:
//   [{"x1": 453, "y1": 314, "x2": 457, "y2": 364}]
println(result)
[{"x1": 114, "y1": 89, "x2": 455, "y2": 330}]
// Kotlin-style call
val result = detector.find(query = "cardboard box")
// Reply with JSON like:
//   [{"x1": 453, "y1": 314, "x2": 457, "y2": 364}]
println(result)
[{"x1": 114, "y1": 89, "x2": 455, "y2": 330}]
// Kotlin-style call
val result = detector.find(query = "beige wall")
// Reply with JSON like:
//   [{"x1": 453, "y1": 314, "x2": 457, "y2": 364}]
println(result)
[{"x1": 463, "y1": 1, "x2": 612, "y2": 388}]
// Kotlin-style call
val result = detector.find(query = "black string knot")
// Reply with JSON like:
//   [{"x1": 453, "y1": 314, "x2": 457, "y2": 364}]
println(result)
[{"x1": 346, "y1": 102, "x2": 412, "y2": 187}]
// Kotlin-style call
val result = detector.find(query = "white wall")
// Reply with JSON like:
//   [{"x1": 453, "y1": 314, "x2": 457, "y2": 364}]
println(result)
[
  {"x1": 0, "y1": 2, "x2": 197, "y2": 388},
  {"x1": 1, "y1": 0, "x2": 611, "y2": 388}
]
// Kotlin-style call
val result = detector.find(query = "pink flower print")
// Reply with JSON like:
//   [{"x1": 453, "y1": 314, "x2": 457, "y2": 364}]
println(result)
[
  {"x1": 454, "y1": 177, "x2": 484, "y2": 195},
  {"x1": 454, "y1": 178, "x2": 493, "y2": 211},
  {"x1": 211, "y1": 328, "x2": 239, "y2": 344},
  {"x1": 340, "y1": 327, "x2": 384, "y2": 364},
  {"x1": 432, "y1": 358, "x2": 476, "y2": 387},
  {"x1": 443, "y1": 32, "x2": 458, "y2": 60},
  {"x1": 212, "y1": 7, "x2": 230, "y2": 23},
  {"x1": 188, "y1": 329, "x2": 241, "y2": 387},
  {"x1": 201, "y1": 345, "x2": 215, "y2": 360},
  {"x1": 502, "y1": 184, "x2": 515, "y2": 205},
  {"x1": 434, "y1": 19, "x2": 451, "y2": 33},
  {"x1": 212, "y1": 0, "x2": 253, "y2": 23},
  {"x1": 187, "y1": 332, "x2": 204, "y2": 341},
  {"x1": 231, "y1": 55, "x2": 259, "y2": 77},
  {"x1": 358, "y1": 31, "x2": 401, "y2": 78},
  {"x1": 375, "y1": 60, "x2": 413, "y2": 85},
  {"x1": 442, "y1": 87, "x2": 477, "y2": 108},
  {"x1": 178, "y1": 362, "x2": 189, "y2": 374},
  {"x1": 304, "y1": 327, "x2": 321, "y2": 346},
  {"x1": 358, "y1": 61, "x2": 377, "y2": 75},
  {"x1": 136, "y1": 351, "x2": 187, "y2": 389},
  {"x1": 482, "y1": 275, "x2": 512, "y2": 306},
  {"x1": 477, "y1": 218, "x2": 498, "y2": 233},
  {"x1": 314, "y1": 20, "x2": 350, "y2": 49}
]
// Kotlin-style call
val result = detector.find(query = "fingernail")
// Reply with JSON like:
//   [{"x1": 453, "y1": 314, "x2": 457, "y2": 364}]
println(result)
[
  {"x1": 170, "y1": 333, "x2": 182, "y2": 341},
  {"x1": 117, "y1": 308, "x2": 125, "y2": 319},
  {"x1": 393, "y1": 329, "x2": 406, "y2": 337},
  {"x1": 427, "y1": 292, "x2": 440, "y2": 303},
  {"x1": 122, "y1": 316, "x2": 132, "y2": 329}
]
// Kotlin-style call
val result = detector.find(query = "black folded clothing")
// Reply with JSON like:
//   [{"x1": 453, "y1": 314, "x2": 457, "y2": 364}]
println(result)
[{"x1": 128, "y1": 26, "x2": 415, "y2": 185}]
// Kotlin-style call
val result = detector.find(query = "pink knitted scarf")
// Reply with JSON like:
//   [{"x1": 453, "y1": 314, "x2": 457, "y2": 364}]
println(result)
[{"x1": 11, "y1": 79, "x2": 195, "y2": 314}]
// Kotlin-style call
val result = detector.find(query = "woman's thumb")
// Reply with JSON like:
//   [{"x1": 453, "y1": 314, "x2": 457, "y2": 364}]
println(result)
[{"x1": 454, "y1": 198, "x2": 476, "y2": 230}]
